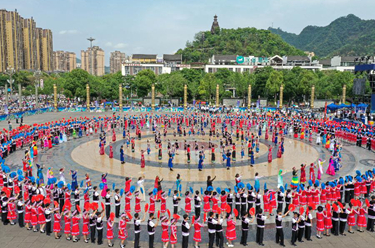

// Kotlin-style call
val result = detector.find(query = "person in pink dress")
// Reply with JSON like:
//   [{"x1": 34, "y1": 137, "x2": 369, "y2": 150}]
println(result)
[
  {"x1": 71, "y1": 211, "x2": 81, "y2": 242},
  {"x1": 141, "y1": 150, "x2": 145, "y2": 168},
  {"x1": 125, "y1": 191, "x2": 133, "y2": 213},
  {"x1": 309, "y1": 163, "x2": 316, "y2": 182},
  {"x1": 161, "y1": 192, "x2": 168, "y2": 214},
  {"x1": 64, "y1": 210, "x2": 71, "y2": 240},
  {"x1": 31, "y1": 203, "x2": 38, "y2": 232},
  {"x1": 134, "y1": 191, "x2": 141, "y2": 213},
  {"x1": 347, "y1": 204, "x2": 356, "y2": 234},
  {"x1": 316, "y1": 206, "x2": 324, "y2": 239},
  {"x1": 7, "y1": 199, "x2": 17, "y2": 225},
  {"x1": 148, "y1": 192, "x2": 156, "y2": 214},
  {"x1": 193, "y1": 216, "x2": 204, "y2": 248},
  {"x1": 161, "y1": 216, "x2": 170, "y2": 248},
  {"x1": 24, "y1": 201, "x2": 32, "y2": 230},
  {"x1": 109, "y1": 143, "x2": 113, "y2": 158},
  {"x1": 53, "y1": 209, "x2": 62, "y2": 239},
  {"x1": 118, "y1": 214, "x2": 128, "y2": 248},
  {"x1": 267, "y1": 145, "x2": 272, "y2": 163},
  {"x1": 82, "y1": 211, "x2": 90, "y2": 243},
  {"x1": 203, "y1": 191, "x2": 212, "y2": 213},
  {"x1": 170, "y1": 218, "x2": 178, "y2": 248},
  {"x1": 356, "y1": 205, "x2": 367, "y2": 232},
  {"x1": 107, "y1": 217, "x2": 114, "y2": 247},
  {"x1": 185, "y1": 191, "x2": 192, "y2": 213},
  {"x1": 323, "y1": 206, "x2": 332, "y2": 236},
  {"x1": 326, "y1": 157, "x2": 335, "y2": 176},
  {"x1": 112, "y1": 129, "x2": 116, "y2": 142},
  {"x1": 99, "y1": 142, "x2": 105, "y2": 155},
  {"x1": 226, "y1": 214, "x2": 237, "y2": 247},
  {"x1": 37, "y1": 204, "x2": 46, "y2": 233}
]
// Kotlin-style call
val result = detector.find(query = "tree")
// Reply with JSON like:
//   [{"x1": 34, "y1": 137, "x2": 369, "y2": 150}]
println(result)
[
  {"x1": 199, "y1": 73, "x2": 217, "y2": 102},
  {"x1": 265, "y1": 70, "x2": 283, "y2": 103}
]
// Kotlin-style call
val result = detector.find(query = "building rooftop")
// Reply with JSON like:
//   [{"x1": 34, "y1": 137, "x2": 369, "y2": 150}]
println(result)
[
  {"x1": 319, "y1": 59, "x2": 331, "y2": 66},
  {"x1": 213, "y1": 55, "x2": 237, "y2": 61},
  {"x1": 163, "y1": 54, "x2": 182, "y2": 61},
  {"x1": 286, "y1": 56, "x2": 310, "y2": 62},
  {"x1": 341, "y1": 56, "x2": 357, "y2": 62},
  {"x1": 132, "y1": 54, "x2": 157, "y2": 59}
]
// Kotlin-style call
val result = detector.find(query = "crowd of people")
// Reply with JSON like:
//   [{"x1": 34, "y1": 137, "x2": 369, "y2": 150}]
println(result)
[{"x1": 0, "y1": 111, "x2": 375, "y2": 248}]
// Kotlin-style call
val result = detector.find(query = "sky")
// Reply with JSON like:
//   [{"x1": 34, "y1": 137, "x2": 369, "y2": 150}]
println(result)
[{"x1": 3, "y1": 0, "x2": 375, "y2": 65}]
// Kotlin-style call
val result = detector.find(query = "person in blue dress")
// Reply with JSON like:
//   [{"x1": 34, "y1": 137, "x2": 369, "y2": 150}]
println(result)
[
  {"x1": 250, "y1": 148, "x2": 255, "y2": 167},
  {"x1": 36, "y1": 164, "x2": 44, "y2": 186},
  {"x1": 176, "y1": 174, "x2": 182, "y2": 196},
  {"x1": 198, "y1": 151, "x2": 203, "y2": 171},
  {"x1": 71, "y1": 170, "x2": 78, "y2": 190},
  {"x1": 120, "y1": 145, "x2": 125, "y2": 164},
  {"x1": 78, "y1": 127, "x2": 82, "y2": 137},
  {"x1": 168, "y1": 153, "x2": 174, "y2": 171},
  {"x1": 274, "y1": 132, "x2": 278, "y2": 146},
  {"x1": 123, "y1": 128, "x2": 126, "y2": 139},
  {"x1": 226, "y1": 149, "x2": 231, "y2": 170}
]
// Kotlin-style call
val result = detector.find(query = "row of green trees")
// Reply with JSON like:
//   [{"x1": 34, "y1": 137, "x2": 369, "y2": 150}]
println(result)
[{"x1": 0, "y1": 67, "x2": 369, "y2": 104}]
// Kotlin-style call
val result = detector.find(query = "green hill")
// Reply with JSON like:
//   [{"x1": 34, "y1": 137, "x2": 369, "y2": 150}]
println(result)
[
  {"x1": 176, "y1": 27, "x2": 305, "y2": 63},
  {"x1": 268, "y1": 14, "x2": 375, "y2": 57}
]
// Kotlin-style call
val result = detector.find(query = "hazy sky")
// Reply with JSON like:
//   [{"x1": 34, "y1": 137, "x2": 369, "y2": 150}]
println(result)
[{"x1": 4, "y1": 0, "x2": 375, "y2": 65}]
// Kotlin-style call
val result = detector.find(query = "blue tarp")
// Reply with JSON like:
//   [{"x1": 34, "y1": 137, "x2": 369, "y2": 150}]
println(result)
[{"x1": 327, "y1": 103, "x2": 339, "y2": 111}]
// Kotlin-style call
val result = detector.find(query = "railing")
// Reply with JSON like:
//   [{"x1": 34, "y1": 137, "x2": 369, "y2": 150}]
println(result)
[{"x1": 0, "y1": 107, "x2": 54, "y2": 121}]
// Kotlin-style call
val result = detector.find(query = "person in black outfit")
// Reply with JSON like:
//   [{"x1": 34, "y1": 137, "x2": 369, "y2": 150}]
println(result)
[
  {"x1": 284, "y1": 189, "x2": 291, "y2": 215},
  {"x1": 194, "y1": 191, "x2": 201, "y2": 218},
  {"x1": 133, "y1": 213, "x2": 146, "y2": 248},
  {"x1": 291, "y1": 212, "x2": 300, "y2": 246},
  {"x1": 339, "y1": 204, "x2": 350, "y2": 235},
  {"x1": 256, "y1": 209, "x2": 269, "y2": 246},
  {"x1": 304, "y1": 206, "x2": 313, "y2": 241},
  {"x1": 297, "y1": 212, "x2": 305, "y2": 242},
  {"x1": 207, "y1": 212, "x2": 216, "y2": 248},
  {"x1": 96, "y1": 211, "x2": 105, "y2": 245},
  {"x1": 89, "y1": 210, "x2": 97, "y2": 243},
  {"x1": 16, "y1": 195, "x2": 24, "y2": 228},
  {"x1": 181, "y1": 214, "x2": 190, "y2": 248},
  {"x1": 275, "y1": 210, "x2": 289, "y2": 247},
  {"x1": 331, "y1": 203, "x2": 340, "y2": 236},
  {"x1": 215, "y1": 214, "x2": 224, "y2": 248},
  {"x1": 367, "y1": 197, "x2": 375, "y2": 232},
  {"x1": 240, "y1": 212, "x2": 254, "y2": 246},
  {"x1": 147, "y1": 213, "x2": 159, "y2": 248}
]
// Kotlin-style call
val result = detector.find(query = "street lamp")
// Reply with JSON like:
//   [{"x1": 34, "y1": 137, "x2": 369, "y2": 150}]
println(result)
[
  {"x1": 34, "y1": 70, "x2": 42, "y2": 109},
  {"x1": 5, "y1": 67, "x2": 15, "y2": 106}
]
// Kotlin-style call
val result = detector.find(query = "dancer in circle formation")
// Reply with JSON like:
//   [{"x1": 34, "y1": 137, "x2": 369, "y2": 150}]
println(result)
[{"x1": 1, "y1": 111, "x2": 375, "y2": 248}]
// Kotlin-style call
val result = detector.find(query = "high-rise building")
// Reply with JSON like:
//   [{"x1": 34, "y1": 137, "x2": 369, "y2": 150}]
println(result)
[
  {"x1": 40, "y1": 29, "x2": 53, "y2": 72},
  {"x1": 0, "y1": 9, "x2": 24, "y2": 71},
  {"x1": 22, "y1": 17, "x2": 37, "y2": 70},
  {"x1": 53, "y1": 51, "x2": 76, "y2": 72},
  {"x1": 110, "y1": 50, "x2": 126, "y2": 73},
  {"x1": 0, "y1": 9, "x2": 53, "y2": 72},
  {"x1": 81, "y1": 46, "x2": 105, "y2": 76}
]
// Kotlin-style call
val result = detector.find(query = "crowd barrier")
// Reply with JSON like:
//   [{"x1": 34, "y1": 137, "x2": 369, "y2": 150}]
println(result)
[{"x1": 0, "y1": 107, "x2": 53, "y2": 121}]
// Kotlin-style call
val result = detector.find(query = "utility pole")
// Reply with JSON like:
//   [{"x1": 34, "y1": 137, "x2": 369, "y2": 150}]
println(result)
[{"x1": 87, "y1": 37, "x2": 95, "y2": 75}]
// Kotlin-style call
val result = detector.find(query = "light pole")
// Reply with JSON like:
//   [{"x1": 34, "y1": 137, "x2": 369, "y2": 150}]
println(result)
[
  {"x1": 5, "y1": 67, "x2": 15, "y2": 106},
  {"x1": 34, "y1": 70, "x2": 42, "y2": 109},
  {"x1": 87, "y1": 37, "x2": 95, "y2": 75}
]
